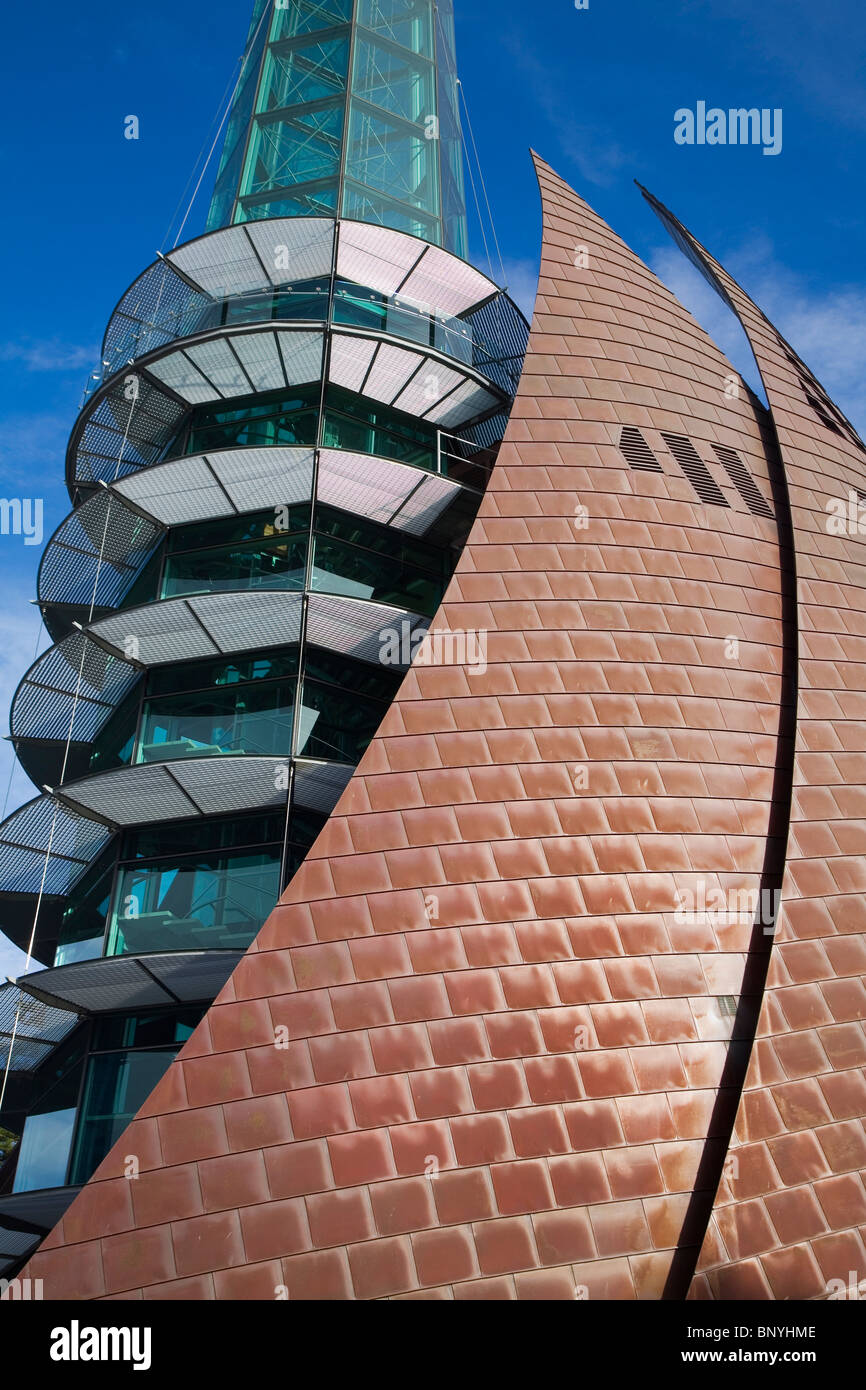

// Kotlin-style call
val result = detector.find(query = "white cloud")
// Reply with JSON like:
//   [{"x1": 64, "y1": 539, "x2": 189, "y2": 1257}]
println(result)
[
  {"x1": 649, "y1": 239, "x2": 866, "y2": 436},
  {"x1": 649, "y1": 245, "x2": 767, "y2": 402},
  {"x1": 0, "y1": 938, "x2": 30, "y2": 982},
  {"x1": 0, "y1": 341, "x2": 96, "y2": 373},
  {"x1": 500, "y1": 255, "x2": 540, "y2": 321},
  {"x1": 503, "y1": 39, "x2": 632, "y2": 187}
]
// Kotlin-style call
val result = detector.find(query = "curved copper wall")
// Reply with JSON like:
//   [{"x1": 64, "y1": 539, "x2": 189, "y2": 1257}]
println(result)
[
  {"x1": 14, "y1": 155, "x2": 861, "y2": 1302},
  {"x1": 639, "y1": 191, "x2": 866, "y2": 1302}
]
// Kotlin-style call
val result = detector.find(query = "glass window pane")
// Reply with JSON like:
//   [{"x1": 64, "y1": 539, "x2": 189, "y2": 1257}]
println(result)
[
  {"x1": 239, "y1": 181, "x2": 339, "y2": 221},
  {"x1": 54, "y1": 852, "x2": 115, "y2": 966},
  {"x1": 357, "y1": 0, "x2": 433, "y2": 56},
  {"x1": 353, "y1": 35, "x2": 433, "y2": 123},
  {"x1": 260, "y1": 37, "x2": 349, "y2": 112},
  {"x1": 244, "y1": 106, "x2": 344, "y2": 195},
  {"x1": 270, "y1": 0, "x2": 353, "y2": 42},
  {"x1": 136, "y1": 680, "x2": 295, "y2": 763},
  {"x1": 160, "y1": 535, "x2": 307, "y2": 598},
  {"x1": 69, "y1": 1050, "x2": 179, "y2": 1187},
  {"x1": 341, "y1": 178, "x2": 439, "y2": 243},
  {"x1": 12, "y1": 1109, "x2": 77, "y2": 1193},
  {"x1": 298, "y1": 678, "x2": 391, "y2": 763},
  {"x1": 344, "y1": 103, "x2": 439, "y2": 214},
  {"x1": 108, "y1": 850, "x2": 281, "y2": 955},
  {"x1": 311, "y1": 533, "x2": 441, "y2": 615}
]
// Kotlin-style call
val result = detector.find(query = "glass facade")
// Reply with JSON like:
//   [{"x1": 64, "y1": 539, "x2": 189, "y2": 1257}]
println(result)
[
  {"x1": 0, "y1": 0, "x2": 526, "y2": 1227},
  {"x1": 107, "y1": 499, "x2": 459, "y2": 621},
  {"x1": 52, "y1": 811, "x2": 314, "y2": 967},
  {"x1": 206, "y1": 0, "x2": 468, "y2": 256},
  {"x1": 11, "y1": 1012, "x2": 205, "y2": 1193}
]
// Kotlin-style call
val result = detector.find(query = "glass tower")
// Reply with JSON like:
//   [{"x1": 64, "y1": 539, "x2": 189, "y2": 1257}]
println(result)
[
  {"x1": 0, "y1": 0, "x2": 526, "y2": 1275},
  {"x1": 207, "y1": 0, "x2": 468, "y2": 257}
]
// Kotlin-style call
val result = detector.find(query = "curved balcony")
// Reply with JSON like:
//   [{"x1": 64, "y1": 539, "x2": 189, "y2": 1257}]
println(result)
[
  {"x1": 68, "y1": 321, "x2": 508, "y2": 496},
  {"x1": 16, "y1": 950, "x2": 243, "y2": 1017},
  {"x1": 94, "y1": 216, "x2": 524, "y2": 401},
  {"x1": 0, "y1": 756, "x2": 353, "y2": 963},
  {"x1": 39, "y1": 445, "x2": 468, "y2": 639},
  {"x1": 12, "y1": 589, "x2": 426, "y2": 789},
  {"x1": 0, "y1": 980, "x2": 81, "y2": 1073}
]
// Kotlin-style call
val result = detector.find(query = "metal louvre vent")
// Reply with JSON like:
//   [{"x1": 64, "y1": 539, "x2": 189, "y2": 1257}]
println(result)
[
  {"x1": 710, "y1": 444, "x2": 774, "y2": 519},
  {"x1": 661, "y1": 432, "x2": 730, "y2": 507},
  {"x1": 619, "y1": 425, "x2": 664, "y2": 472}
]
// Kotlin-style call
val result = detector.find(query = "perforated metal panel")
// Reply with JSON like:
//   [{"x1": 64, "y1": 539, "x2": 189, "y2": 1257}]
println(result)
[
  {"x1": 399, "y1": 243, "x2": 496, "y2": 317},
  {"x1": 425, "y1": 378, "x2": 500, "y2": 427},
  {"x1": 337, "y1": 221, "x2": 421, "y2": 296},
  {"x1": 245, "y1": 217, "x2": 335, "y2": 285},
  {"x1": 59, "y1": 755, "x2": 290, "y2": 826},
  {"x1": 230, "y1": 331, "x2": 287, "y2": 392},
  {"x1": 392, "y1": 357, "x2": 462, "y2": 414},
  {"x1": 12, "y1": 629, "x2": 140, "y2": 745},
  {"x1": 61, "y1": 763, "x2": 203, "y2": 824},
  {"x1": 171, "y1": 756, "x2": 288, "y2": 815},
  {"x1": 188, "y1": 589, "x2": 304, "y2": 654},
  {"x1": 90, "y1": 600, "x2": 219, "y2": 665},
  {"x1": 184, "y1": 339, "x2": 255, "y2": 397},
  {"x1": 214, "y1": 447, "x2": 314, "y2": 512},
  {"x1": 146, "y1": 950, "x2": 242, "y2": 1003},
  {"x1": 147, "y1": 350, "x2": 218, "y2": 404},
  {"x1": 327, "y1": 333, "x2": 377, "y2": 392},
  {"x1": 22, "y1": 956, "x2": 173, "y2": 1013},
  {"x1": 169, "y1": 225, "x2": 271, "y2": 299},
  {"x1": 114, "y1": 455, "x2": 234, "y2": 525},
  {"x1": 293, "y1": 758, "x2": 354, "y2": 813},
  {"x1": 390, "y1": 473, "x2": 458, "y2": 534},
  {"x1": 307, "y1": 593, "x2": 425, "y2": 666},
  {"x1": 316, "y1": 449, "x2": 458, "y2": 534},
  {"x1": 0, "y1": 981, "x2": 81, "y2": 1072},
  {"x1": 38, "y1": 491, "x2": 162, "y2": 611},
  {"x1": 0, "y1": 796, "x2": 110, "y2": 897},
  {"x1": 275, "y1": 330, "x2": 325, "y2": 384}
]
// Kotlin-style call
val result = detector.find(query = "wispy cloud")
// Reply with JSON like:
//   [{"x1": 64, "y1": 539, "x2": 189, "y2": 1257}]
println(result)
[
  {"x1": 502, "y1": 38, "x2": 632, "y2": 188},
  {"x1": 650, "y1": 238, "x2": 866, "y2": 435},
  {"x1": 0, "y1": 340, "x2": 96, "y2": 373},
  {"x1": 0, "y1": 412, "x2": 71, "y2": 491},
  {"x1": 501, "y1": 256, "x2": 540, "y2": 321}
]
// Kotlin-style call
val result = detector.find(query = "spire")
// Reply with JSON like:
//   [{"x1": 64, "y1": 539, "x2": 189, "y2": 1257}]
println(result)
[{"x1": 207, "y1": 0, "x2": 468, "y2": 257}]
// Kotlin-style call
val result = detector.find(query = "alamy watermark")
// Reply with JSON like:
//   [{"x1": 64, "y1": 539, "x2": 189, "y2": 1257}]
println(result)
[
  {"x1": 675, "y1": 103, "x2": 782, "y2": 156},
  {"x1": 674, "y1": 882, "x2": 780, "y2": 934},
  {"x1": 826, "y1": 490, "x2": 866, "y2": 535},
  {"x1": 0, "y1": 497, "x2": 43, "y2": 546},
  {"x1": 379, "y1": 619, "x2": 488, "y2": 674}
]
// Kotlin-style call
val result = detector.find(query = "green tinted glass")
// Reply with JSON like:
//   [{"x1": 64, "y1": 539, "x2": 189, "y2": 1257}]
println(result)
[{"x1": 107, "y1": 849, "x2": 281, "y2": 956}]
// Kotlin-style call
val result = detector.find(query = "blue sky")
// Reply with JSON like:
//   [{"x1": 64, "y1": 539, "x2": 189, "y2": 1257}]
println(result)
[{"x1": 0, "y1": 0, "x2": 864, "y2": 975}]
